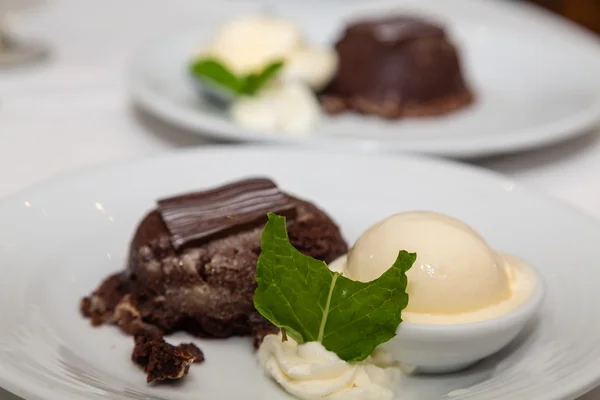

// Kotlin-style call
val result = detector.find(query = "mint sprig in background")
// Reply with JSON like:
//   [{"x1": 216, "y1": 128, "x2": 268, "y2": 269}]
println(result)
[
  {"x1": 254, "y1": 213, "x2": 414, "y2": 362},
  {"x1": 189, "y1": 58, "x2": 284, "y2": 96}
]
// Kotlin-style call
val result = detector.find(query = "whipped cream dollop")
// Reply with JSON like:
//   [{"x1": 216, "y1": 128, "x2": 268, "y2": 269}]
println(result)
[
  {"x1": 231, "y1": 81, "x2": 321, "y2": 134},
  {"x1": 257, "y1": 333, "x2": 399, "y2": 400}
]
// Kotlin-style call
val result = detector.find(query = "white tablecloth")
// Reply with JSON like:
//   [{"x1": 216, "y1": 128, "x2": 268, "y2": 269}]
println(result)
[{"x1": 1, "y1": 0, "x2": 599, "y2": 398}]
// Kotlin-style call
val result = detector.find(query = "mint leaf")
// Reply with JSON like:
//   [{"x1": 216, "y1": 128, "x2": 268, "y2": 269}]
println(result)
[
  {"x1": 189, "y1": 59, "x2": 246, "y2": 94},
  {"x1": 189, "y1": 58, "x2": 284, "y2": 97},
  {"x1": 243, "y1": 61, "x2": 285, "y2": 95},
  {"x1": 254, "y1": 213, "x2": 414, "y2": 362}
]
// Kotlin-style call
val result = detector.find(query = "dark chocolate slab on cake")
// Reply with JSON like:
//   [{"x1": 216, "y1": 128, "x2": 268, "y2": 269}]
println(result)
[
  {"x1": 321, "y1": 15, "x2": 474, "y2": 118},
  {"x1": 81, "y1": 178, "x2": 348, "y2": 348}
]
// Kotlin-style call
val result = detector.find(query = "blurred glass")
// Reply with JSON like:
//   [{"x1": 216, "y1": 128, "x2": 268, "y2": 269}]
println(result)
[
  {"x1": 528, "y1": 0, "x2": 600, "y2": 35},
  {"x1": 0, "y1": 0, "x2": 49, "y2": 67}
]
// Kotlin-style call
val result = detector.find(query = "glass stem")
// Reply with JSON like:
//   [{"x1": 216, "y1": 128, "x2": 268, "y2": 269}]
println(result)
[{"x1": 0, "y1": 20, "x2": 15, "y2": 50}]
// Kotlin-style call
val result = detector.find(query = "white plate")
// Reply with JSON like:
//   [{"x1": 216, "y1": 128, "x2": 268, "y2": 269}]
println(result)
[
  {"x1": 0, "y1": 146, "x2": 600, "y2": 400},
  {"x1": 129, "y1": 0, "x2": 600, "y2": 158}
]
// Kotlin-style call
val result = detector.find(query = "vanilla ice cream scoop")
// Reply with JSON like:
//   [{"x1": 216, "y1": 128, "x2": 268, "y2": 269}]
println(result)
[
  {"x1": 199, "y1": 15, "x2": 338, "y2": 89},
  {"x1": 201, "y1": 15, "x2": 303, "y2": 75},
  {"x1": 344, "y1": 211, "x2": 512, "y2": 315}
]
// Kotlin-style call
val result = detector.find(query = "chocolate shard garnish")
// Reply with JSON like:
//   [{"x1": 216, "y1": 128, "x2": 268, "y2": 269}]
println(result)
[{"x1": 157, "y1": 178, "x2": 297, "y2": 249}]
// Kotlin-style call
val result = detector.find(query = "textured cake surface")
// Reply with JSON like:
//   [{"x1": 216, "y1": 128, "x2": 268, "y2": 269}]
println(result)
[{"x1": 81, "y1": 180, "x2": 348, "y2": 348}]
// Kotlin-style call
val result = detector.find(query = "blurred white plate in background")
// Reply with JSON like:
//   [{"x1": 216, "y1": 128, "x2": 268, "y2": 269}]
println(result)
[{"x1": 128, "y1": 0, "x2": 600, "y2": 158}]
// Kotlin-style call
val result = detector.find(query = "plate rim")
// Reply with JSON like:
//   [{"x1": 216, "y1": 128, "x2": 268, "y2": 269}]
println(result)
[
  {"x1": 1, "y1": 143, "x2": 599, "y2": 224},
  {"x1": 1, "y1": 145, "x2": 600, "y2": 400}
]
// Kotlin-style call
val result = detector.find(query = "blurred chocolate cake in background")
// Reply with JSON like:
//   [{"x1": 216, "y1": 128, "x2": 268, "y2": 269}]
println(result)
[{"x1": 320, "y1": 15, "x2": 474, "y2": 119}]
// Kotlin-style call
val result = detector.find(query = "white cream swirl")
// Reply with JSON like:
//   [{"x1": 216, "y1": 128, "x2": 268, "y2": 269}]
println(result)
[{"x1": 257, "y1": 333, "x2": 399, "y2": 399}]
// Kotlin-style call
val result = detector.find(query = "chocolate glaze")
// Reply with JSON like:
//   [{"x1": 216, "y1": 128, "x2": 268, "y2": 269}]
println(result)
[
  {"x1": 348, "y1": 16, "x2": 444, "y2": 44},
  {"x1": 158, "y1": 178, "x2": 296, "y2": 249},
  {"x1": 321, "y1": 15, "x2": 473, "y2": 118}
]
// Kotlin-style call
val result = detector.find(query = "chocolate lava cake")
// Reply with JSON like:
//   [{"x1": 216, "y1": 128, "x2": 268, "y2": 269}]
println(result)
[
  {"x1": 81, "y1": 178, "x2": 348, "y2": 349},
  {"x1": 321, "y1": 15, "x2": 474, "y2": 118}
]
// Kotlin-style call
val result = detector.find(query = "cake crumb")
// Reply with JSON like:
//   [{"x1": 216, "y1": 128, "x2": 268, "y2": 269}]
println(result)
[
  {"x1": 176, "y1": 343, "x2": 205, "y2": 363},
  {"x1": 131, "y1": 333, "x2": 204, "y2": 384},
  {"x1": 80, "y1": 272, "x2": 129, "y2": 325}
]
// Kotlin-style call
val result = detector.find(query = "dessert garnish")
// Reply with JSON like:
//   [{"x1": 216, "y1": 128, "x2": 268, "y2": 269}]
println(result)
[
  {"x1": 254, "y1": 213, "x2": 414, "y2": 361},
  {"x1": 230, "y1": 80, "x2": 322, "y2": 134},
  {"x1": 157, "y1": 177, "x2": 297, "y2": 249},
  {"x1": 258, "y1": 334, "x2": 401, "y2": 399},
  {"x1": 254, "y1": 213, "x2": 414, "y2": 399},
  {"x1": 190, "y1": 58, "x2": 284, "y2": 97}
]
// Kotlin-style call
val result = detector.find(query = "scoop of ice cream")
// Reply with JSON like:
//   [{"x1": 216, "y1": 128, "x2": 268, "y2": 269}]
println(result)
[
  {"x1": 199, "y1": 15, "x2": 337, "y2": 91},
  {"x1": 200, "y1": 15, "x2": 303, "y2": 75},
  {"x1": 344, "y1": 211, "x2": 511, "y2": 314}
]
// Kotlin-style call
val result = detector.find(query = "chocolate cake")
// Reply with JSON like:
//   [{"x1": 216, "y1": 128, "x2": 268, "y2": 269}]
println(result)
[
  {"x1": 81, "y1": 178, "x2": 348, "y2": 353},
  {"x1": 321, "y1": 16, "x2": 473, "y2": 118}
]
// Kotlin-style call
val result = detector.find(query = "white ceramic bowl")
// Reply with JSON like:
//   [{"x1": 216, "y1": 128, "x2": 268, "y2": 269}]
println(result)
[{"x1": 380, "y1": 267, "x2": 546, "y2": 374}]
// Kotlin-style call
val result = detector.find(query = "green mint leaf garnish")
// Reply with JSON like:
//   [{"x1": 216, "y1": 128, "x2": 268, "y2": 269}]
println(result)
[
  {"x1": 254, "y1": 213, "x2": 414, "y2": 362},
  {"x1": 189, "y1": 58, "x2": 284, "y2": 96},
  {"x1": 243, "y1": 60, "x2": 285, "y2": 95},
  {"x1": 189, "y1": 59, "x2": 246, "y2": 94}
]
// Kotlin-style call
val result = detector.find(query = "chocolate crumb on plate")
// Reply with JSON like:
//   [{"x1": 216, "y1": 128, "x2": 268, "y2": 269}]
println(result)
[
  {"x1": 175, "y1": 343, "x2": 205, "y2": 363},
  {"x1": 132, "y1": 333, "x2": 204, "y2": 384}
]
